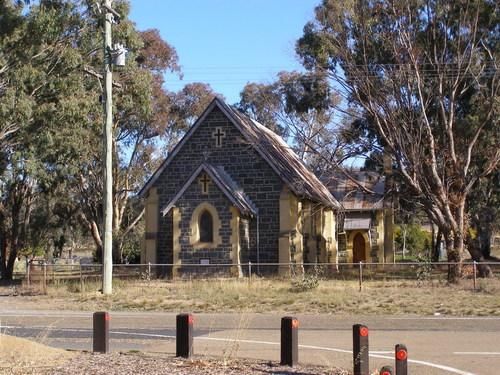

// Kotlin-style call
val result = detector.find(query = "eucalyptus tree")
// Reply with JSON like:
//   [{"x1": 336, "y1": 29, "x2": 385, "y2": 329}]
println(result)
[
  {"x1": 0, "y1": 0, "x2": 89, "y2": 279},
  {"x1": 0, "y1": 0, "x2": 215, "y2": 279},
  {"x1": 297, "y1": 0, "x2": 499, "y2": 280},
  {"x1": 238, "y1": 71, "x2": 363, "y2": 176},
  {"x1": 41, "y1": 2, "x2": 217, "y2": 263}
]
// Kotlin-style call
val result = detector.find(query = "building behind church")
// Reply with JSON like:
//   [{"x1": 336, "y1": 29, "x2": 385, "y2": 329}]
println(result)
[
  {"x1": 139, "y1": 98, "x2": 340, "y2": 277},
  {"x1": 325, "y1": 171, "x2": 394, "y2": 264}
]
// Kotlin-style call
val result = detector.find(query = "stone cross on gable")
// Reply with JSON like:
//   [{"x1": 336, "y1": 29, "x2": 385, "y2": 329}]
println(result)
[
  {"x1": 199, "y1": 173, "x2": 210, "y2": 194},
  {"x1": 212, "y1": 127, "x2": 226, "y2": 148}
]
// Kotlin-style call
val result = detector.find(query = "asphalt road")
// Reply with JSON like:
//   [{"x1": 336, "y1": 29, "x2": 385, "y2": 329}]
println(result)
[{"x1": 1, "y1": 310, "x2": 499, "y2": 375}]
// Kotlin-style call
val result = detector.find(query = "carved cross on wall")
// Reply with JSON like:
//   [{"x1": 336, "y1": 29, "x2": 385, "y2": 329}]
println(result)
[
  {"x1": 212, "y1": 127, "x2": 226, "y2": 148},
  {"x1": 199, "y1": 173, "x2": 210, "y2": 194}
]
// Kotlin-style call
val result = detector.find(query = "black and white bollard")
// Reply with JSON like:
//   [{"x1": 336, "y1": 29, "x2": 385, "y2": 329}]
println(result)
[
  {"x1": 176, "y1": 313, "x2": 194, "y2": 358},
  {"x1": 353, "y1": 324, "x2": 369, "y2": 375},
  {"x1": 280, "y1": 316, "x2": 299, "y2": 366},
  {"x1": 93, "y1": 311, "x2": 110, "y2": 353},
  {"x1": 379, "y1": 365, "x2": 394, "y2": 375},
  {"x1": 395, "y1": 344, "x2": 408, "y2": 375}
]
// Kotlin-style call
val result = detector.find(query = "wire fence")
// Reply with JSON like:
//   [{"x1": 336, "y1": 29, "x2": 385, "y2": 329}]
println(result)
[{"x1": 15, "y1": 260, "x2": 500, "y2": 293}]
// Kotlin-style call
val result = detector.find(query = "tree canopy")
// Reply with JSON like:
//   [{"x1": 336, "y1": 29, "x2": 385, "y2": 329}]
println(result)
[
  {"x1": 0, "y1": 0, "x2": 218, "y2": 279},
  {"x1": 296, "y1": 0, "x2": 499, "y2": 279}
]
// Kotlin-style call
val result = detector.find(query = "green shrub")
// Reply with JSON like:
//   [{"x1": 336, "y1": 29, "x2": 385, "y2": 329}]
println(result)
[
  {"x1": 395, "y1": 223, "x2": 432, "y2": 258},
  {"x1": 290, "y1": 265, "x2": 323, "y2": 292}
]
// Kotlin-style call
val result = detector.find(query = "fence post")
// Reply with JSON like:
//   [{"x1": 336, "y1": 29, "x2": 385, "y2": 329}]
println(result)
[
  {"x1": 79, "y1": 263, "x2": 84, "y2": 293},
  {"x1": 248, "y1": 261, "x2": 252, "y2": 279},
  {"x1": 358, "y1": 261, "x2": 363, "y2": 292},
  {"x1": 43, "y1": 262, "x2": 47, "y2": 294},
  {"x1": 148, "y1": 262, "x2": 151, "y2": 281},
  {"x1": 93, "y1": 311, "x2": 110, "y2": 353},
  {"x1": 176, "y1": 313, "x2": 194, "y2": 358},
  {"x1": 473, "y1": 261, "x2": 477, "y2": 291},
  {"x1": 281, "y1": 316, "x2": 299, "y2": 366},
  {"x1": 353, "y1": 324, "x2": 369, "y2": 375},
  {"x1": 395, "y1": 344, "x2": 408, "y2": 375},
  {"x1": 26, "y1": 261, "x2": 30, "y2": 287}
]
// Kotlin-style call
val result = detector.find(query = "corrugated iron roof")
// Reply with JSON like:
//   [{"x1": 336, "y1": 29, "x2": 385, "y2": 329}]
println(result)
[
  {"x1": 344, "y1": 217, "x2": 371, "y2": 230},
  {"x1": 220, "y1": 101, "x2": 340, "y2": 209},
  {"x1": 324, "y1": 171, "x2": 385, "y2": 211}
]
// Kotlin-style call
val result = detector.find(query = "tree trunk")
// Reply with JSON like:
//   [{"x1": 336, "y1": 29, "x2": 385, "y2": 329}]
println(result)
[
  {"x1": 466, "y1": 233, "x2": 493, "y2": 278},
  {"x1": 478, "y1": 226, "x2": 492, "y2": 259},
  {"x1": 0, "y1": 236, "x2": 17, "y2": 281},
  {"x1": 90, "y1": 221, "x2": 103, "y2": 262},
  {"x1": 432, "y1": 227, "x2": 442, "y2": 262},
  {"x1": 0, "y1": 233, "x2": 9, "y2": 280},
  {"x1": 446, "y1": 235, "x2": 462, "y2": 283},
  {"x1": 5, "y1": 247, "x2": 16, "y2": 280}
]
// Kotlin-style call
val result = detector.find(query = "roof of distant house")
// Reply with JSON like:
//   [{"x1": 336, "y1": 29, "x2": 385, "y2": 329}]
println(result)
[{"x1": 323, "y1": 171, "x2": 385, "y2": 211}]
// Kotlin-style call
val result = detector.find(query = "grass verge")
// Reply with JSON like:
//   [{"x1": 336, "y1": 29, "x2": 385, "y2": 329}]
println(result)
[{"x1": 10, "y1": 277, "x2": 500, "y2": 316}]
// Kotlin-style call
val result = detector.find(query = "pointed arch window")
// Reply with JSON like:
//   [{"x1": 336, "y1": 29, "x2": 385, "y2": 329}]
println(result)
[{"x1": 199, "y1": 210, "x2": 213, "y2": 243}]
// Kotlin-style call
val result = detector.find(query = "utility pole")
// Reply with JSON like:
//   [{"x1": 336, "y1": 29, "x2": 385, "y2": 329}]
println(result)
[{"x1": 102, "y1": 0, "x2": 114, "y2": 295}]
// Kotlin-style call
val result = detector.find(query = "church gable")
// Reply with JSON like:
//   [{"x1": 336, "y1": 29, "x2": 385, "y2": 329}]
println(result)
[
  {"x1": 161, "y1": 163, "x2": 257, "y2": 218},
  {"x1": 145, "y1": 99, "x2": 285, "y2": 266},
  {"x1": 140, "y1": 98, "x2": 339, "y2": 210},
  {"x1": 142, "y1": 100, "x2": 283, "y2": 205}
]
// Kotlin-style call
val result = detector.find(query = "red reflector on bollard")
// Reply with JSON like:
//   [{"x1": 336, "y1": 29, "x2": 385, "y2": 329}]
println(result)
[
  {"x1": 353, "y1": 324, "x2": 369, "y2": 375},
  {"x1": 395, "y1": 344, "x2": 408, "y2": 375},
  {"x1": 396, "y1": 349, "x2": 407, "y2": 361}
]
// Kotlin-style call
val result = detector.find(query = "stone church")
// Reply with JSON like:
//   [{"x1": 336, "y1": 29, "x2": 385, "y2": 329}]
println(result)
[{"x1": 139, "y1": 97, "x2": 340, "y2": 277}]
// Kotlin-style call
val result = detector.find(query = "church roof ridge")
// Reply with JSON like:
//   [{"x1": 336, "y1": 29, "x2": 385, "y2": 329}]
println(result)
[
  {"x1": 220, "y1": 100, "x2": 339, "y2": 208},
  {"x1": 140, "y1": 97, "x2": 339, "y2": 209}
]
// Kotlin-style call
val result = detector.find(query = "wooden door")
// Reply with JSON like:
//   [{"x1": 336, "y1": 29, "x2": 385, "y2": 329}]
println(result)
[{"x1": 352, "y1": 233, "x2": 366, "y2": 263}]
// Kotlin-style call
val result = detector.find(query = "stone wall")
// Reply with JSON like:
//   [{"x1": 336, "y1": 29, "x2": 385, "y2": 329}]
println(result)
[{"x1": 152, "y1": 107, "x2": 284, "y2": 272}]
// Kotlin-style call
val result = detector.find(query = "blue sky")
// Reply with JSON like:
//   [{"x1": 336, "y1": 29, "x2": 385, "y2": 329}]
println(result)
[{"x1": 129, "y1": 0, "x2": 319, "y2": 104}]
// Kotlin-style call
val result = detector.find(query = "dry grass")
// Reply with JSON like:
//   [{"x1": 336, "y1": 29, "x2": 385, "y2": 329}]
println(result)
[
  {"x1": 0, "y1": 334, "x2": 75, "y2": 374},
  {"x1": 16, "y1": 277, "x2": 497, "y2": 316}
]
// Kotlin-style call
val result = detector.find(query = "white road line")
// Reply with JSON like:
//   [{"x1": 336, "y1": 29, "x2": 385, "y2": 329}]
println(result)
[
  {"x1": 193, "y1": 337, "x2": 477, "y2": 375},
  {"x1": 112, "y1": 330, "x2": 175, "y2": 339},
  {"x1": 0, "y1": 326, "x2": 477, "y2": 375},
  {"x1": 297, "y1": 344, "x2": 475, "y2": 375},
  {"x1": 391, "y1": 316, "x2": 500, "y2": 320},
  {"x1": 454, "y1": 352, "x2": 500, "y2": 356}
]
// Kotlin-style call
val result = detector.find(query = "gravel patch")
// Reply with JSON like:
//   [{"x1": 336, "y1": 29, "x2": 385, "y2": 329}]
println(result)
[{"x1": 42, "y1": 352, "x2": 349, "y2": 375}]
